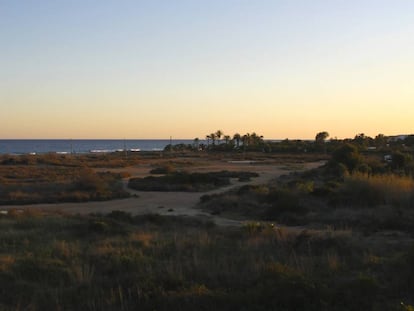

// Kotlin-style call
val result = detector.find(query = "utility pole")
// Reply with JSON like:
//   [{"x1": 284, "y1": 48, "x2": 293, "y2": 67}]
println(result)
[{"x1": 124, "y1": 138, "x2": 127, "y2": 160}]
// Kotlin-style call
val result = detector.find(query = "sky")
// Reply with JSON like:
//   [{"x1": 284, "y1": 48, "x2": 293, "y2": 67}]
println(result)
[{"x1": 1, "y1": 0, "x2": 413, "y2": 139}]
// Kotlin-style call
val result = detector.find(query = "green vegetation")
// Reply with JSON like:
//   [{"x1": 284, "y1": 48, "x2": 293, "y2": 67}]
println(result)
[
  {"x1": 128, "y1": 171, "x2": 259, "y2": 192},
  {"x1": 0, "y1": 210, "x2": 413, "y2": 310}
]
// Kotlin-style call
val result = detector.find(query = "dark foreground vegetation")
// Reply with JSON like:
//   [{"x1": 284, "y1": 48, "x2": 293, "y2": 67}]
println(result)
[{"x1": 0, "y1": 210, "x2": 413, "y2": 311}]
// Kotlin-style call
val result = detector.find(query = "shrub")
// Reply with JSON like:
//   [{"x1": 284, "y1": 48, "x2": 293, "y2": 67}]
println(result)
[
  {"x1": 150, "y1": 163, "x2": 176, "y2": 174},
  {"x1": 265, "y1": 187, "x2": 305, "y2": 216},
  {"x1": 330, "y1": 143, "x2": 362, "y2": 173},
  {"x1": 128, "y1": 171, "x2": 244, "y2": 192},
  {"x1": 391, "y1": 151, "x2": 412, "y2": 170},
  {"x1": 74, "y1": 170, "x2": 106, "y2": 192}
]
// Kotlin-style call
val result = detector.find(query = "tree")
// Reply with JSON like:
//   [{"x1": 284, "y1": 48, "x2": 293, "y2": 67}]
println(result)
[
  {"x1": 353, "y1": 133, "x2": 373, "y2": 148},
  {"x1": 391, "y1": 151, "x2": 412, "y2": 171},
  {"x1": 193, "y1": 138, "x2": 199, "y2": 150},
  {"x1": 331, "y1": 143, "x2": 361, "y2": 172},
  {"x1": 374, "y1": 134, "x2": 388, "y2": 148},
  {"x1": 210, "y1": 133, "x2": 216, "y2": 146},
  {"x1": 250, "y1": 132, "x2": 264, "y2": 146},
  {"x1": 233, "y1": 133, "x2": 241, "y2": 148},
  {"x1": 315, "y1": 131, "x2": 329, "y2": 153},
  {"x1": 315, "y1": 131, "x2": 329, "y2": 143},
  {"x1": 215, "y1": 130, "x2": 223, "y2": 144},
  {"x1": 242, "y1": 133, "x2": 250, "y2": 151}
]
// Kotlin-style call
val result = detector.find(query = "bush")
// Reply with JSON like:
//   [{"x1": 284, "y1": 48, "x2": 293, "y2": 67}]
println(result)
[
  {"x1": 330, "y1": 143, "x2": 362, "y2": 173},
  {"x1": 129, "y1": 171, "x2": 257, "y2": 192},
  {"x1": 150, "y1": 164, "x2": 176, "y2": 174},
  {"x1": 264, "y1": 187, "x2": 307, "y2": 219}
]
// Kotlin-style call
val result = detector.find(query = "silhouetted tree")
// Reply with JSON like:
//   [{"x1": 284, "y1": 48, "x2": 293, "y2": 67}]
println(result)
[
  {"x1": 242, "y1": 133, "x2": 250, "y2": 149},
  {"x1": 315, "y1": 131, "x2": 329, "y2": 153},
  {"x1": 233, "y1": 133, "x2": 241, "y2": 148},
  {"x1": 215, "y1": 130, "x2": 223, "y2": 145},
  {"x1": 250, "y1": 132, "x2": 264, "y2": 146},
  {"x1": 193, "y1": 138, "x2": 199, "y2": 150},
  {"x1": 315, "y1": 131, "x2": 329, "y2": 143},
  {"x1": 374, "y1": 134, "x2": 388, "y2": 148},
  {"x1": 206, "y1": 135, "x2": 211, "y2": 147},
  {"x1": 353, "y1": 133, "x2": 373, "y2": 148},
  {"x1": 210, "y1": 133, "x2": 216, "y2": 146}
]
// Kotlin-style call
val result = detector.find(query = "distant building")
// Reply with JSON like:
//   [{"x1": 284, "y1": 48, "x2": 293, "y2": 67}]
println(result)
[{"x1": 389, "y1": 135, "x2": 408, "y2": 142}]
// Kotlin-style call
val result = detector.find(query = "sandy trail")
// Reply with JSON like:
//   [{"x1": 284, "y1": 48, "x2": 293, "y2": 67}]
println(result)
[{"x1": 3, "y1": 160, "x2": 324, "y2": 226}]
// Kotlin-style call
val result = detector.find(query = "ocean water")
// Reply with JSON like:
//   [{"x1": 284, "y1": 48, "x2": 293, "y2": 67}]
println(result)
[{"x1": 0, "y1": 139, "x2": 200, "y2": 155}]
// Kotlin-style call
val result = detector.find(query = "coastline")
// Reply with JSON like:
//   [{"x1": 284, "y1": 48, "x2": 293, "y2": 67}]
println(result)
[{"x1": 0, "y1": 139, "x2": 202, "y2": 155}]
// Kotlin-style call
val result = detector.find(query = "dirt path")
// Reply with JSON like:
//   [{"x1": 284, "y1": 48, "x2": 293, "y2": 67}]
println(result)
[{"x1": 3, "y1": 161, "x2": 324, "y2": 226}]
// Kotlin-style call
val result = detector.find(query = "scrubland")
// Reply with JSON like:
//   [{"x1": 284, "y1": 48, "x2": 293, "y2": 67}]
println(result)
[
  {"x1": 0, "y1": 209, "x2": 413, "y2": 311},
  {"x1": 0, "y1": 154, "x2": 131, "y2": 205},
  {"x1": 0, "y1": 141, "x2": 414, "y2": 310}
]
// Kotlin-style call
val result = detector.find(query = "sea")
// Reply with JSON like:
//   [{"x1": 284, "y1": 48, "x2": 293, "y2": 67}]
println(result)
[{"x1": 0, "y1": 139, "x2": 201, "y2": 155}]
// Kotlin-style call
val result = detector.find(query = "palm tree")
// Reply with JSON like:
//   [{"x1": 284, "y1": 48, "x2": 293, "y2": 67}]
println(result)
[
  {"x1": 233, "y1": 133, "x2": 241, "y2": 148},
  {"x1": 215, "y1": 130, "x2": 223, "y2": 145},
  {"x1": 249, "y1": 132, "x2": 264, "y2": 146},
  {"x1": 206, "y1": 135, "x2": 211, "y2": 147},
  {"x1": 210, "y1": 133, "x2": 216, "y2": 146},
  {"x1": 224, "y1": 135, "x2": 231, "y2": 145},
  {"x1": 193, "y1": 137, "x2": 199, "y2": 150},
  {"x1": 242, "y1": 133, "x2": 250, "y2": 150}
]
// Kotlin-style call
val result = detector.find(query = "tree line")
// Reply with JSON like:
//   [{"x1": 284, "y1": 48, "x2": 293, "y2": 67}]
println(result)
[
  {"x1": 203, "y1": 130, "x2": 264, "y2": 150},
  {"x1": 165, "y1": 130, "x2": 414, "y2": 158}
]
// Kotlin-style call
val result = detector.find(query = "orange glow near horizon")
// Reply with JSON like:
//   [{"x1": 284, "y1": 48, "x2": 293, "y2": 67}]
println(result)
[{"x1": 1, "y1": 2, "x2": 413, "y2": 140}]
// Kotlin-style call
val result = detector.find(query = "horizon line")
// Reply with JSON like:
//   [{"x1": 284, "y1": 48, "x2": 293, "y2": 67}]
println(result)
[{"x1": 0, "y1": 134, "x2": 412, "y2": 141}]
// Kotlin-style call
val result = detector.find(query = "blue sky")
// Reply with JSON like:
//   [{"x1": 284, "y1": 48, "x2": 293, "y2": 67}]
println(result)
[{"x1": 1, "y1": 0, "x2": 413, "y2": 139}]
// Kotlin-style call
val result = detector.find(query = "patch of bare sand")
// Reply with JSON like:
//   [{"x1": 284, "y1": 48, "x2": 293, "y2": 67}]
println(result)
[{"x1": 3, "y1": 160, "x2": 324, "y2": 226}]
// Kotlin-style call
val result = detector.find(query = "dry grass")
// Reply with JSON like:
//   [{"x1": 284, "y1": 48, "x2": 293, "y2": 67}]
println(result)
[
  {"x1": 0, "y1": 166, "x2": 129, "y2": 204},
  {"x1": 342, "y1": 173, "x2": 414, "y2": 207},
  {"x1": 0, "y1": 212, "x2": 413, "y2": 310}
]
